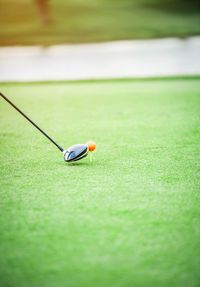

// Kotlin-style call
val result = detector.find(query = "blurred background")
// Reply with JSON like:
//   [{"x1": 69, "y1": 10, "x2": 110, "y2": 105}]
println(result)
[{"x1": 0, "y1": 0, "x2": 200, "y2": 46}]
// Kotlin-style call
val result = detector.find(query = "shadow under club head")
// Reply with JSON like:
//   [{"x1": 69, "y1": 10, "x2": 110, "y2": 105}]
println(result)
[{"x1": 63, "y1": 144, "x2": 89, "y2": 162}]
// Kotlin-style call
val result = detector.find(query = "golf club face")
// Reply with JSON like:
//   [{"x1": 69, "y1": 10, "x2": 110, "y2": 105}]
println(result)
[{"x1": 63, "y1": 144, "x2": 89, "y2": 162}]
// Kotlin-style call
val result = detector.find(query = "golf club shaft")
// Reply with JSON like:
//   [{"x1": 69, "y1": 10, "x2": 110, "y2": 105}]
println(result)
[{"x1": 0, "y1": 92, "x2": 64, "y2": 152}]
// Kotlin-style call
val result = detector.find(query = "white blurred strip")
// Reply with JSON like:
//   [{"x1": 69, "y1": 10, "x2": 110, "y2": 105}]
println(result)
[{"x1": 0, "y1": 37, "x2": 200, "y2": 82}]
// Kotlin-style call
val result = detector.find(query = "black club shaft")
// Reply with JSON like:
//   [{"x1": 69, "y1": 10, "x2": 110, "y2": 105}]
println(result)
[{"x1": 0, "y1": 92, "x2": 64, "y2": 152}]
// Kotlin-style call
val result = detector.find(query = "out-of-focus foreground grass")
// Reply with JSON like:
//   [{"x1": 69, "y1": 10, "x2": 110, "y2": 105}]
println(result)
[{"x1": 0, "y1": 0, "x2": 200, "y2": 46}]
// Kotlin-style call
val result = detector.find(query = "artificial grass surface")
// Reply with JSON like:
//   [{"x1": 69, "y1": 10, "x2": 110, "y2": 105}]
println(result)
[
  {"x1": 0, "y1": 78, "x2": 200, "y2": 287},
  {"x1": 0, "y1": 0, "x2": 200, "y2": 46}
]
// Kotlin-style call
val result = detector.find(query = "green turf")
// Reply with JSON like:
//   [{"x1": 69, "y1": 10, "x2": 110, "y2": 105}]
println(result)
[
  {"x1": 0, "y1": 0, "x2": 200, "y2": 46},
  {"x1": 0, "y1": 78, "x2": 200, "y2": 287}
]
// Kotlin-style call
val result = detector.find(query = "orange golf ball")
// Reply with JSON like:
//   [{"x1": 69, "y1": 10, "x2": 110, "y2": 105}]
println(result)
[{"x1": 87, "y1": 141, "x2": 96, "y2": 152}]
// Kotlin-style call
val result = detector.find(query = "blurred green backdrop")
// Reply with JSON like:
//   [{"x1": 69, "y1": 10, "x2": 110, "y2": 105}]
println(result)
[{"x1": 0, "y1": 0, "x2": 200, "y2": 46}]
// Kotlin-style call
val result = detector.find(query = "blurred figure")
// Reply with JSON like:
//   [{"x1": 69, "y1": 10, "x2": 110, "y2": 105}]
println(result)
[{"x1": 34, "y1": 0, "x2": 50, "y2": 25}]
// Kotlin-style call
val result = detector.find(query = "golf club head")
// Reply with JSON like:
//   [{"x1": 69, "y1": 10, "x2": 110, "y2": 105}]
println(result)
[{"x1": 63, "y1": 144, "x2": 88, "y2": 162}]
